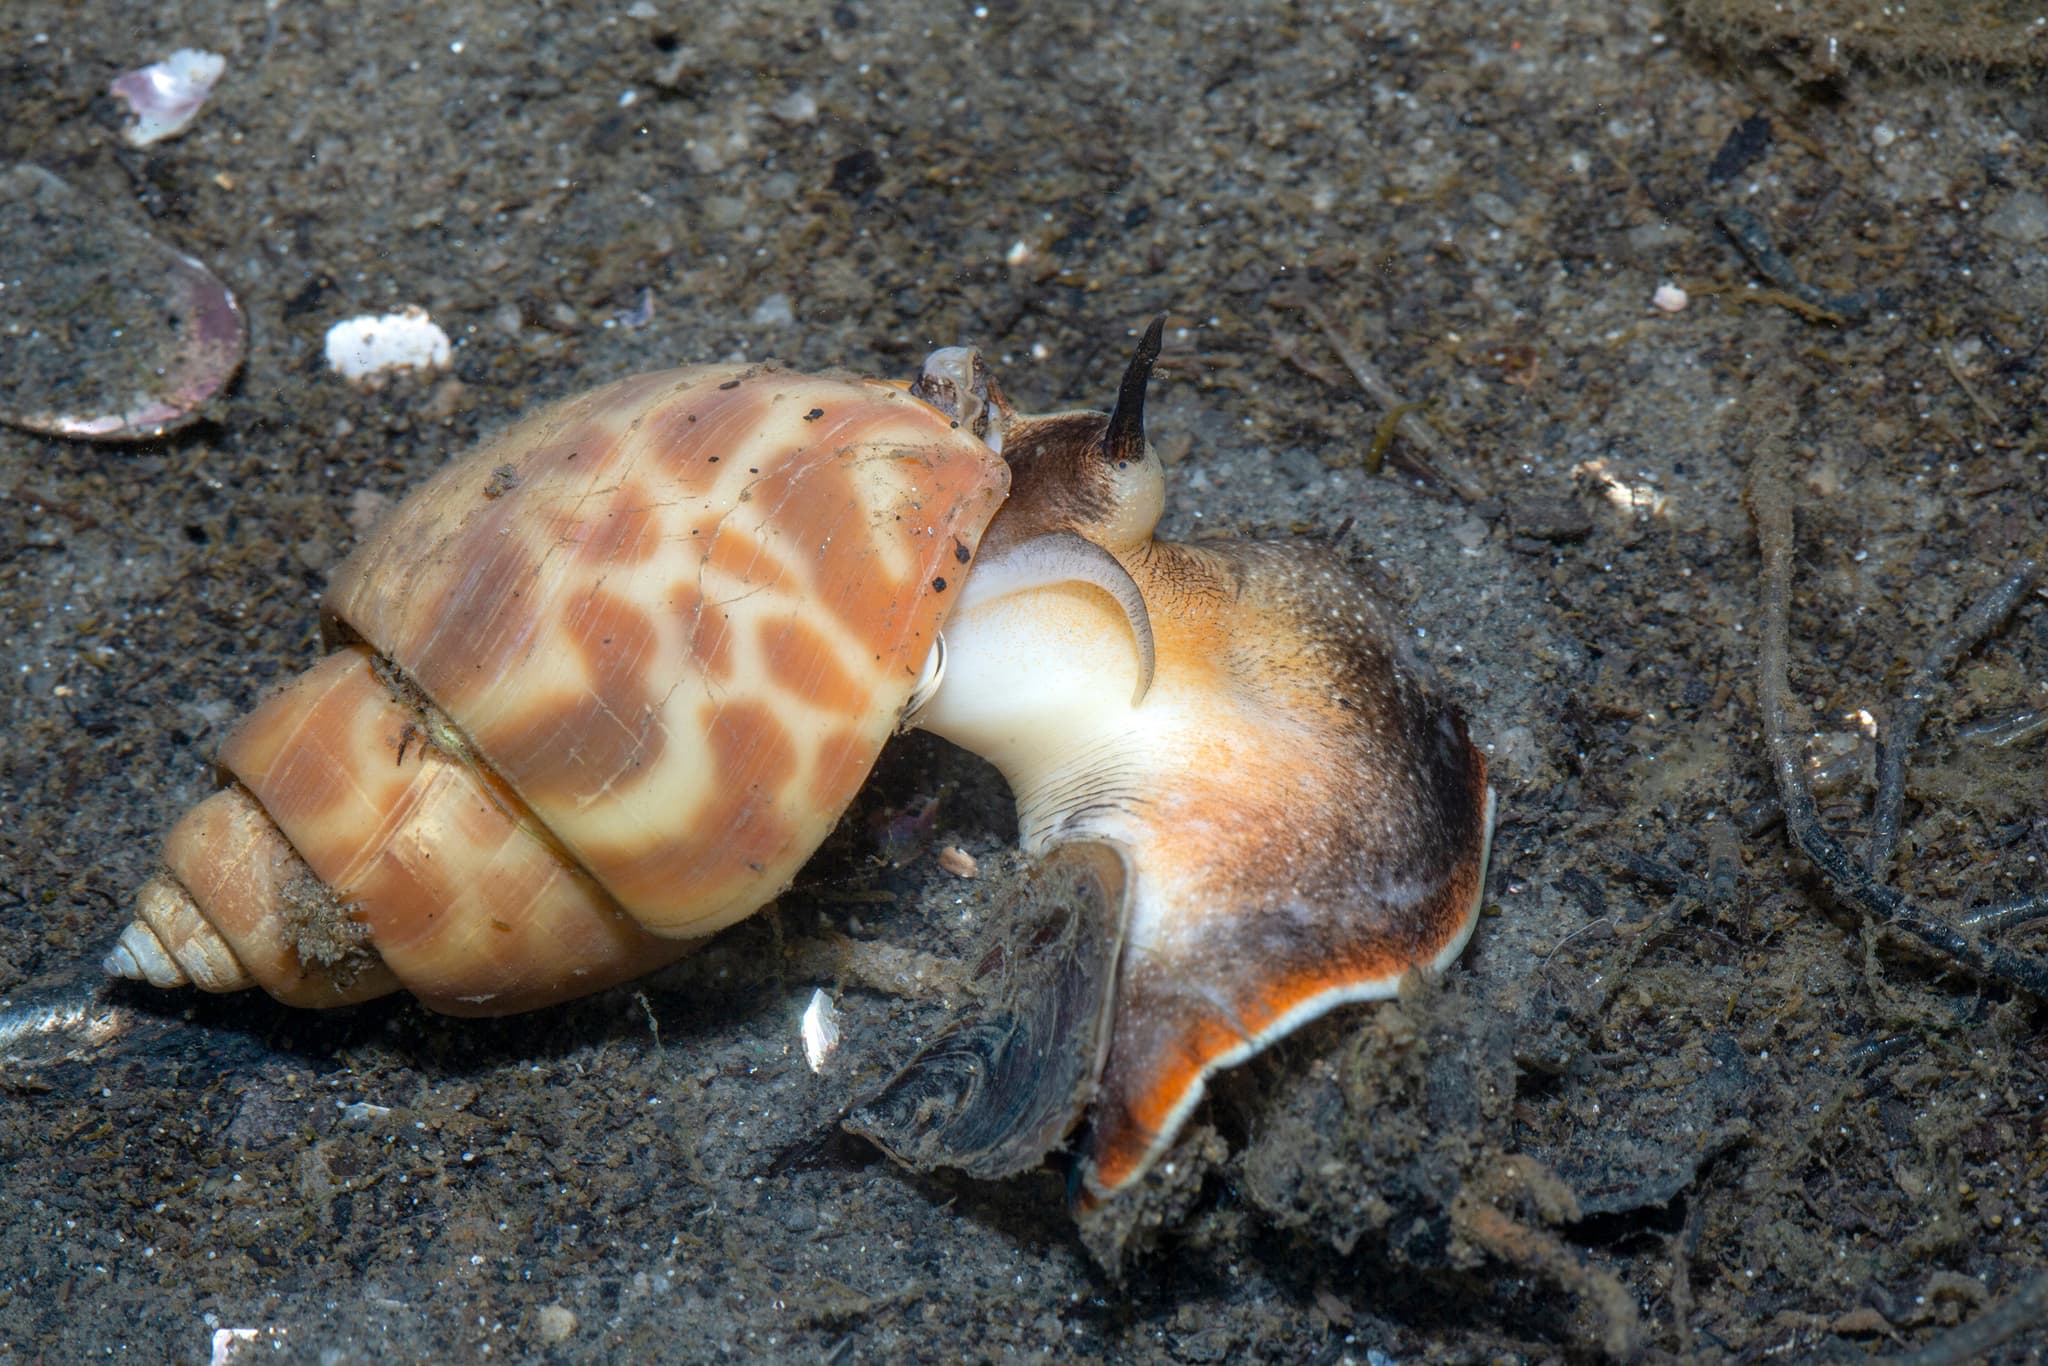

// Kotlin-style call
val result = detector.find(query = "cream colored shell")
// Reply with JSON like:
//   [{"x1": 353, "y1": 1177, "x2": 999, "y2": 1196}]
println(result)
[{"x1": 107, "y1": 365, "x2": 1010, "y2": 1014}]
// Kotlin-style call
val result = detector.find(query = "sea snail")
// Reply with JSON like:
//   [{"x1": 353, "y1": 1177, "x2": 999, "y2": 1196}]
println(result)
[
  {"x1": 105, "y1": 365, "x2": 1009, "y2": 1013},
  {"x1": 102, "y1": 322, "x2": 1495, "y2": 1208},
  {"x1": 852, "y1": 318, "x2": 1497, "y2": 1199}
]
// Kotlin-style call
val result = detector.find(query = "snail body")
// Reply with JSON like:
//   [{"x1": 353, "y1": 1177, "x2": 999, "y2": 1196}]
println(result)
[
  {"x1": 857, "y1": 320, "x2": 1496, "y2": 1198},
  {"x1": 108, "y1": 365, "x2": 1009, "y2": 1013},
  {"x1": 918, "y1": 536, "x2": 1495, "y2": 1197}
]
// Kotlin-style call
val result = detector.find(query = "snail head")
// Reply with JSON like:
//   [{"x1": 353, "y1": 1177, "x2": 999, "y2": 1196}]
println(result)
[
  {"x1": 903, "y1": 317, "x2": 1174, "y2": 718},
  {"x1": 981, "y1": 314, "x2": 1168, "y2": 558}
]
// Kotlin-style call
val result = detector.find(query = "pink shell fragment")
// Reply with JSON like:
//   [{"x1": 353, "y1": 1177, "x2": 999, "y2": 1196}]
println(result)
[
  {"x1": 110, "y1": 49, "x2": 226, "y2": 147},
  {"x1": 0, "y1": 163, "x2": 247, "y2": 441}
]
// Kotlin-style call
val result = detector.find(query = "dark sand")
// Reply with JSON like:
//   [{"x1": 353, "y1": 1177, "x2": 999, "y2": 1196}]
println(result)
[{"x1": 2, "y1": 1, "x2": 2043, "y2": 1360}]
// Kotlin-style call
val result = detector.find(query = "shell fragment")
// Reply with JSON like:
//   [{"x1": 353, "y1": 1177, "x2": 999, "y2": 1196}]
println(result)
[
  {"x1": 0, "y1": 163, "x2": 246, "y2": 440},
  {"x1": 801, "y1": 988, "x2": 840, "y2": 1072},
  {"x1": 110, "y1": 50, "x2": 227, "y2": 147}
]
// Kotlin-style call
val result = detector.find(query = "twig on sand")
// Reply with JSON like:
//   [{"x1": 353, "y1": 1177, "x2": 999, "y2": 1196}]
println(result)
[
  {"x1": 1866, "y1": 546, "x2": 2044, "y2": 878},
  {"x1": 1747, "y1": 459, "x2": 2048, "y2": 999},
  {"x1": 1937, "y1": 340, "x2": 2006, "y2": 430},
  {"x1": 1715, "y1": 205, "x2": 1893, "y2": 325},
  {"x1": 1452, "y1": 1188, "x2": 1641, "y2": 1358},
  {"x1": 1295, "y1": 301, "x2": 1489, "y2": 502},
  {"x1": 1957, "y1": 889, "x2": 2048, "y2": 934},
  {"x1": 1875, "y1": 1269, "x2": 2048, "y2": 1366}
]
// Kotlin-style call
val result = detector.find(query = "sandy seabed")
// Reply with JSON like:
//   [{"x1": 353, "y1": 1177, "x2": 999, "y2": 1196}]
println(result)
[{"x1": 2, "y1": 2, "x2": 2044, "y2": 1360}]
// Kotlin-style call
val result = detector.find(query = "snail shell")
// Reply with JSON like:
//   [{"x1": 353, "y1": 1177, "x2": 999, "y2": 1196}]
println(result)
[{"x1": 107, "y1": 365, "x2": 1009, "y2": 1013}]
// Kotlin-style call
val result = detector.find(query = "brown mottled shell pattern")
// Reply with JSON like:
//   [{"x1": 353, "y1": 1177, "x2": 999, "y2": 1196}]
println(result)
[{"x1": 112, "y1": 365, "x2": 1009, "y2": 1014}]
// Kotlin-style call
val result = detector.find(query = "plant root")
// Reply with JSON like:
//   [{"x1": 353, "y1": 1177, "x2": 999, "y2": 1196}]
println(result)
[{"x1": 1747, "y1": 457, "x2": 2048, "y2": 1000}]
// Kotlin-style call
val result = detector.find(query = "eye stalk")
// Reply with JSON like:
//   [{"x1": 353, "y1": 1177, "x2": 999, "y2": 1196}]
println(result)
[{"x1": 1101, "y1": 313, "x2": 1165, "y2": 470}]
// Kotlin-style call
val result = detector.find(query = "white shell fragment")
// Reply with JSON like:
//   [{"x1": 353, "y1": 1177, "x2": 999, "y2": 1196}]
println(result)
[
  {"x1": 110, "y1": 50, "x2": 226, "y2": 147},
  {"x1": 336, "y1": 1100, "x2": 392, "y2": 1125},
  {"x1": 209, "y1": 1326, "x2": 287, "y2": 1366},
  {"x1": 800, "y1": 988, "x2": 841, "y2": 1072},
  {"x1": 324, "y1": 307, "x2": 453, "y2": 385},
  {"x1": 0, "y1": 996, "x2": 126, "y2": 1066},
  {"x1": 0, "y1": 163, "x2": 247, "y2": 440},
  {"x1": 1651, "y1": 282, "x2": 1689, "y2": 313}
]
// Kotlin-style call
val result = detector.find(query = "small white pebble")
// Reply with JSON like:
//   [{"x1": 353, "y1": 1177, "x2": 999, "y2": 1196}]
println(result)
[
  {"x1": 1651, "y1": 282, "x2": 1688, "y2": 313},
  {"x1": 750, "y1": 292, "x2": 794, "y2": 327},
  {"x1": 536, "y1": 1304, "x2": 579, "y2": 1345},
  {"x1": 937, "y1": 845, "x2": 979, "y2": 879},
  {"x1": 769, "y1": 89, "x2": 818, "y2": 124},
  {"x1": 209, "y1": 1327, "x2": 263, "y2": 1366},
  {"x1": 324, "y1": 308, "x2": 452, "y2": 385}
]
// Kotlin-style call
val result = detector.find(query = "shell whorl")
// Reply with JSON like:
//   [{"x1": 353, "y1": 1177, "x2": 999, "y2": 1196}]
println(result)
[{"x1": 106, "y1": 876, "x2": 258, "y2": 994}]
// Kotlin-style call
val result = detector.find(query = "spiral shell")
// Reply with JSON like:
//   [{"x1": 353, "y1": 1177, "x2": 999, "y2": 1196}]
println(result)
[{"x1": 107, "y1": 364, "x2": 1010, "y2": 1013}]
